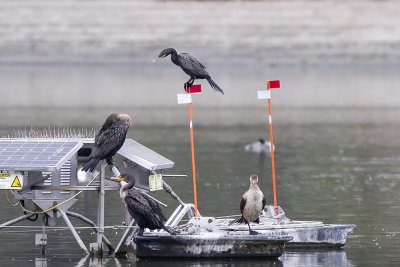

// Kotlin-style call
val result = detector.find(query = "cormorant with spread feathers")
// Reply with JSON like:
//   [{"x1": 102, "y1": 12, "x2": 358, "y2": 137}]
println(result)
[
  {"x1": 119, "y1": 173, "x2": 175, "y2": 236},
  {"x1": 154, "y1": 48, "x2": 224, "y2": 94},
  {"x1": 230, "y1": 174, "x2": 266, "y2": 235},
  {"x1": 82, "y1": 113, "x2": 131, "y2": 172}
]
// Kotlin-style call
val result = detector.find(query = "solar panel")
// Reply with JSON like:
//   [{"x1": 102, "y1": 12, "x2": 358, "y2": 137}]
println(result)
[
  {"x1": 117, "y1": 139, "x2": 174, "y2": 170},
  {"x1": 0, "y1": 139, "x2": 83, "y2": 172}
]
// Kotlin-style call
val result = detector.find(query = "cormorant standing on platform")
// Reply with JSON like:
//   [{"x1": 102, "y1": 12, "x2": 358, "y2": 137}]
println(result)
[
  {"x1": 119, "y1": 173, "x2": 175, "y2": 236},
  {"x1": 230, "y1": 174, "x2": 266, "y2": 235},
  {"x1": 154, "y1": 48, "x2": 224, "y2": 94},
  {"x1": 81, "y1": 113, "x2": 131, "y2": 172}
]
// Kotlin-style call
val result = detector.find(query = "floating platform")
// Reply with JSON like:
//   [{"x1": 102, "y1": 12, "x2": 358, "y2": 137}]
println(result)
[
  {"x1": 123, "y1": 205, "x2": 355, "y2": 259},
  {"x1": 133, "y1": 233, "x2": 292, "y2": 258},
  {"x1": 223, "y1": 221, "x2": 356, "y2": 249},
  {"x1": 220, "y1": 206, "x2": 356, "y2": 249}
]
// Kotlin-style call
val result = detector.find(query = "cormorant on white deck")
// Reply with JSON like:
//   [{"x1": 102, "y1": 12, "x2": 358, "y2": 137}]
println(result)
[{"x1": 231, "y1": 174, "x2": 266, "y2": 235}]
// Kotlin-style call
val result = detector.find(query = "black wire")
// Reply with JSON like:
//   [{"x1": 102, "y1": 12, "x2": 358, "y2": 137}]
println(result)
[
  {"x1": 21, "y1": 201, "x2": 39, "y2": 221},
  {"x1": 27, "y1": 214, "x2": 38, "y2": 222}
]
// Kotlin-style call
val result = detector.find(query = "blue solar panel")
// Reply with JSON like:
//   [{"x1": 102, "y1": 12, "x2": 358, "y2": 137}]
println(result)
[{"x1": 0, "y1": 139, "x2": 83, "y2": 171}]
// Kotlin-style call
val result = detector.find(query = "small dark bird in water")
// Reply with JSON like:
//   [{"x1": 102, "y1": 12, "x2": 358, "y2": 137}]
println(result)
[
  {"x1": 81, "y1": 113, "x2": 131, "y2": 172},
  {"x1": 244, "y1": 138, "x2": 274, "y2": 153},
  {"x1": 230, "y1": 174, "x2": 266, "y2": 235},
  {"x1": 119, "y1": 173, "x2": 175, "y2": 236},
  {"x1": 154, "y1": 48, "x2": 224, "y2": 94}
]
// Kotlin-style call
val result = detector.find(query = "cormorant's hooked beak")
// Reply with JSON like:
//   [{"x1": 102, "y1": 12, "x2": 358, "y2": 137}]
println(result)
[
  {"x1": 110, "y1": 176, "x2": 124, "y2": 181},
  {"x1": 152, "y1": 55, "x2": 166, "y2": 63}
]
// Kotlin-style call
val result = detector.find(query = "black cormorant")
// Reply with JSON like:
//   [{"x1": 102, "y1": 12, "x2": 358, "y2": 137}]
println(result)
[
  {"x1": 119, "y1": 173, "x2": 175, "y2": 236},
  {"x1": 230, "y1": 174, "x2": 266, "y2": 235},
  {"x1": 81, "y1": 113, "x2": 131, "y2": 172},
  {"x1": 154, "y1": 48, "x2": 224, "y2": 94}
]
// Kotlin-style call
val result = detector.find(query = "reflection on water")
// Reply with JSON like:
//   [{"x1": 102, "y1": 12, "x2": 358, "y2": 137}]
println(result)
[
  {"x1": 280, "y1": 251, "x2": 352, "y2": 267},
  {"x1": 29, "y1": 251, "x2": 352, "y2": 267},
  {"x1": 131, "y1": 258, "x2": 282, "y2": 267}
]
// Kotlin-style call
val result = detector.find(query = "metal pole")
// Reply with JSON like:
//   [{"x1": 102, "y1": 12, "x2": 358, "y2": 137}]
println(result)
[
  {"x1": 65, "y1": 211, "x2": 113, "y2": 251},
  {"x1": 163, "y1": 181, "x2": 185, "y2": 206},
  {"x1": 136, "y1": 188, "x2": 167, "y2": 207},
  {"x1": 96, "y1": 160, "x2": 105, "y2": 254},
  {"x1": 149, "y1": 171, "x2": 184, "y2": 206},
  {"x1": 0, "y1": 213, "x2": 36, "y2": 230},
  {"x1": 114, "y1": 218, "x2": 136, "y2": 255},
  {"x1": 188, "y1": 85, "x2": 198, "y2": 216},
  {"x1": 59, "y1": 209, "x2": 89, "y2": 254},
  {"x1": 41, "y1": 216, "x2": 46, "y2": 256},
  {"x1": 111, "y1": 165, "x2": 121, "y2": 177}
]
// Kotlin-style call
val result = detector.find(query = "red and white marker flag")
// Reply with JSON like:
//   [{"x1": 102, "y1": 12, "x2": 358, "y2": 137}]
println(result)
[
  {"x1": 257, "y1": 80, "x2": 280, "y2": 99},
  {"x1": 177, "y1": 84, "x2": 202, "y2": 104}
]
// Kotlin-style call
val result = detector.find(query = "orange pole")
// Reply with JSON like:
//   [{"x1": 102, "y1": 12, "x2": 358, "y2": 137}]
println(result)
[
  {"x1": 188, "y1": 86, "x2": 198, "y2": 216},
  {"x1": 267, "y1": 81, "x2": 278, "y2": 215}
]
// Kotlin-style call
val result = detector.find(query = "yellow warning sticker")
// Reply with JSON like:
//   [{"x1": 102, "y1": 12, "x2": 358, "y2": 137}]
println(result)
[
  {"x1": 149, "y1": 174, "x2": 163, "y2": 191},
  {"x1": 11, "y1": 176, "x2": 22, "y2": 187},
  {"x1": 0, "y1": 172, "x2": 23, "y2": 189}
]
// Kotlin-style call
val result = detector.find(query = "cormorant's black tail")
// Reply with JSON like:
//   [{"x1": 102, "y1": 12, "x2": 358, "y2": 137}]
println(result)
[
  {"x1": 81, "y1": 158, "x2": 100, "y2": 172},
  {"x1": 207, "y1": 78, "x2": 224, "y2": 95},
  {"x1": 162, "y1": 225, "x2": 177, "y2": 235},
  {"x1": 154, "y1": 215, "x2": 177, "y2": 235},
  {"x1": 229, "y1": 216, "x2": 246, "y2": 225},
  {"x1": 229, "y1": 216, "x2": 260, "y2": 225}
]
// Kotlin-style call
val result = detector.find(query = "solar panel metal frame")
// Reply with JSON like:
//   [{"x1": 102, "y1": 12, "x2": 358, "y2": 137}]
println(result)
[
  {"x1": 0, "y1": 139, "x2": 83, "y2": 172},
  {"x1": 117, "y1": 139, "x2": 174, "y2": 171}
]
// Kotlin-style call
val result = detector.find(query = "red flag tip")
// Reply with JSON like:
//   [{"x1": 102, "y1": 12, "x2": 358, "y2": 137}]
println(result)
[
  {"x1": 268, "y1": 80, "x2": 280, "y2": 89},
  {"x1": 188, "y1": 84, "x2": 202, "y2": 94}
]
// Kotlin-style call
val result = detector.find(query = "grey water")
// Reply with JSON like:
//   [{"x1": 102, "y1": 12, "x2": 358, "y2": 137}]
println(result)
[{"x1": 0, "y1": 63, "x2": 400, "y2": 266}]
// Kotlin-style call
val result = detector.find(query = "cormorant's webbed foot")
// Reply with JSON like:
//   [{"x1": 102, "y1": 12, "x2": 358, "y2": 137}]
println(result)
[
  {"x1": 184, "y1": 78, "x2": 195, "y2": 92},
  {"x1": 134, "y1": 228, "x2": 144, "y2": 237},
  {"x1": 247, "y1": 223, "x2": 259, "y2": 235},
  {"x1": 106, "y1": 157, "x2": 116, "y2": 166},
  {"x1": 249, "y1": 229, "x2": 259, "y2": 235}
]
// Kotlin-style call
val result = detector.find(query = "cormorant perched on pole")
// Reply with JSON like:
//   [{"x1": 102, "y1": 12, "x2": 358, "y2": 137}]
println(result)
[
  {"x1": 81, "y1": 113, "x2": 131, "y2": 172},
  {"x1": 230, "y1": 174, "x2": 266, "y2": 235},
  {"x1": 118, "y1": 173, "x2": 175, "y2": 236},
  {"x1": 154, "y1": 48, "x2": 224, "y2": 94}
]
